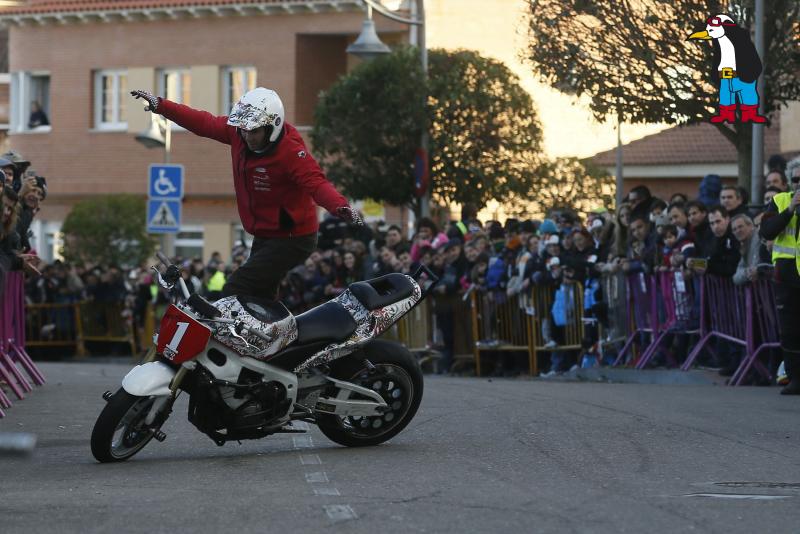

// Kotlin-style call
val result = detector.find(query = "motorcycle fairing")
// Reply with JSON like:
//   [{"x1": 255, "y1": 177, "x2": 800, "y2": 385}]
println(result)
[
  {"x1": 293, "y1": 275, "x2": 422, "y2": 372},
  {"x1": 122, "y1": 361, "x2": 176, "y2": 397},
  {"x1": 211, "y1": 296, "x2": 298, "y2": 359}
]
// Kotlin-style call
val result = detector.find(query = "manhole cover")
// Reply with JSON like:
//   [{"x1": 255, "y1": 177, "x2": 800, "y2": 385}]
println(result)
[{"x1": 714, "y1": 482, "x2": 800, "y2": 490}]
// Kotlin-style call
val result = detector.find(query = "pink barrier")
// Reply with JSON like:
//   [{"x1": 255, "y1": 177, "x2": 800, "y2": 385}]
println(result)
[
  {"x1": 634, "y1": 271, "x2": 700, "y2": 369},
  {"x1": 0, "y1": 271, "x2": 46, "y2": 417},
  {"x1": 613, "y1": 273, "x2": 658, "y2": 366}
]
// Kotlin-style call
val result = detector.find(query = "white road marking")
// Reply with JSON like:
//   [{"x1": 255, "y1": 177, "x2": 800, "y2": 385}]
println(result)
[
  {"x1": 324, "y1": 504, "x2": 358, "y2": 521},
  {"x1": 314, "y1": 486, "x2": 341, "y2": 496},
  {"x1": 684, "y1": 493, "x2": 792, "y2": 500},
  {"x1": 300, "y1": 454, "x2": 321, "y2": 465},
  {"x1": 305, "y1": 472, "x2": 329, "y2": 483},
  {"x1": 293, "y1": 435, "x2": 313, "y2": 448}
]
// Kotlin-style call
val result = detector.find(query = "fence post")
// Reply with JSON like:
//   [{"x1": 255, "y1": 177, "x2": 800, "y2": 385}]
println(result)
[
  {"x1": 470, "y1": 290, "x2": 481, "y2": 377},
  {"x1": 74, "y1": 302, "x2": 87, "y2": 358}
]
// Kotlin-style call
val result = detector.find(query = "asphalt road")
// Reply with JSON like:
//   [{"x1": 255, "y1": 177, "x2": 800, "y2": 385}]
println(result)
[{"x1": 2, "y1": 362, "x2": 800, "y2": 533}]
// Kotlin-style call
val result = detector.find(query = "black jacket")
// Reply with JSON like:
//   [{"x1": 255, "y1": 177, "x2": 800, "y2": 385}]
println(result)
[
  {"x1": 711, "y1": 26, "x2": 762, "y2": 84},
  {"x1": 706, "y1": 229, "x2": 740, "y2": 277}
]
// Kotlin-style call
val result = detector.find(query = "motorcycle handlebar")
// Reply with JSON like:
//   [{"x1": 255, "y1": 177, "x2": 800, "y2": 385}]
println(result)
[{"x1": 156, "y1": 251, "x2": 171, "y2": 267}]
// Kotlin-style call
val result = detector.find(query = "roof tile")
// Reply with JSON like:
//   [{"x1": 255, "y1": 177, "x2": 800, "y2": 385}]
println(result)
[{"x1": 591, "y1": 115, "x2": 783, "y2": 167}]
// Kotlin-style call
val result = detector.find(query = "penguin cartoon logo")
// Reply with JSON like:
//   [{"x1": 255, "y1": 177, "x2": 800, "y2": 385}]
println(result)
[{"x1": 688, "y1": 14, "x2": 767, "y2": 124}]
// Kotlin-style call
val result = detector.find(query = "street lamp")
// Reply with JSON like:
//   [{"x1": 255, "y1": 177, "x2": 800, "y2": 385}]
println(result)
[
  {"x1": 135, "y1": 113, "x2": 172, "y2": 164},
  {"x1": 135, "y1": 112, "x2": 175, "y2": 256},
  {"x1": 348, "y1": 0, "x2": 430, "y2": 217}
]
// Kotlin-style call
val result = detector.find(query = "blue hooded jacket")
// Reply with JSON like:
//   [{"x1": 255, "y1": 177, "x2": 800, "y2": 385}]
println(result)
[{"x1": 698, "y1": 174, "x2": 721, "y2": 208}]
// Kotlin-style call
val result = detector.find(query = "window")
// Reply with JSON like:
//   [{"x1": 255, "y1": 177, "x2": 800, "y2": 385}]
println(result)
[
  {"x1": 159, "y1": 68, "x2": 191, "y2": 105},
  {"x1": 10, "y1": 71, "x2": 51, "y2": 132},
  {"x1": 222, "y1": 66, "x2": 256, "y2": 114},
  {"x1": 159, "y1": 68, "x2": 190, "y2": 130},
  {"x1": 175, "y1": 225, "x2": 204, "y2": 260},
  {"x1": 94, "y1": 70, "x2": 128, "y2": 130}
]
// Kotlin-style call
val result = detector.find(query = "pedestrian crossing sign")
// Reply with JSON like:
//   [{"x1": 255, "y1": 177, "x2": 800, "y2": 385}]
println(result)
[{"x1": 147, "y1": 199, "x2": 181, "y2": 234}]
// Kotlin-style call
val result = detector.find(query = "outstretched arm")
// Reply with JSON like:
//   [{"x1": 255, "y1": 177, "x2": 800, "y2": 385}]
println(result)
[{"x1": 131, "y1": 90, "x2": 233, "y2": 145}]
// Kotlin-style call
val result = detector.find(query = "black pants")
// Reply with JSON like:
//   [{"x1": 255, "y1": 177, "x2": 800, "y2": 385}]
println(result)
[
  {"x1": 222, "y1": 233, "x2": 317, "y2": 301},
  {"x1": 775, "y1": 282, "x2": 800, "y2": 381}
]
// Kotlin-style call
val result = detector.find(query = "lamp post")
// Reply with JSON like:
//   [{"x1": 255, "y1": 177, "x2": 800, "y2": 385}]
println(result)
[
  {"x1": 347, "y1": 0, "x2": 430, "y2": 217},
  {"x1": 136, "y1": 113, "x2": 175, "y2": 256}
]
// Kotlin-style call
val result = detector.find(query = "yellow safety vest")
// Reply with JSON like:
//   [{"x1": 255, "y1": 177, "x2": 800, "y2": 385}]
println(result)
[
  {"x1": 206, "y1": 271, "x2": 226, "y2": 292},
  {"x1": 772, "y1": 192, "x2": 797, "y2": 263}
]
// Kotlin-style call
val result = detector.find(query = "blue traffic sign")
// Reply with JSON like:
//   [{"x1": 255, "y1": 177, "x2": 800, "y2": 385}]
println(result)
[
  {"x1": 148, "y1": 164, "x2": 184, "y2": 199},
  {"x1": 147, "y1": 199, "x2": 181, "y2": 234}
]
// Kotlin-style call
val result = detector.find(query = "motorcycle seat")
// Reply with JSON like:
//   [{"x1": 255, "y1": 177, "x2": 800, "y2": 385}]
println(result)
[
  {"x1": 349, "y1": 273, "x2": 415, "y2": 311},
  {"x1": 294, "y1": 301, "x2": 357, "y2": 345}
]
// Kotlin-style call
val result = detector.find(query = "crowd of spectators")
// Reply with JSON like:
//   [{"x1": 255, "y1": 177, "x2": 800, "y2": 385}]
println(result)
[{"x1": 8, "y1": 147, "x2": 800, "y2": 378}]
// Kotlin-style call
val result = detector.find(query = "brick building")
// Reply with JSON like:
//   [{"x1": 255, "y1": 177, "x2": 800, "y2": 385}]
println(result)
[
  {"x1": 0, "y1": 0, "x2": 406, "y2": 262},
  {"x1": 591, "y1": 111, "x2": 799, "y2": 201}
]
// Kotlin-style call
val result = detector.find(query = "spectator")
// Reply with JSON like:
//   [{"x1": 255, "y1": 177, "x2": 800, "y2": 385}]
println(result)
[
  {"x1": 410, "y1": 217, "x2": 448, "y2": 262},
  {"x1": 668, "y1": 202, "x2": 691, "y2": 239},
  {"x1": 765, "y1": 170, "x2": 789, "y2": 192},
  {"x1": 731, "y1": 214, "x2": 770, "y2": 285},
  {"x1": 720, "y1": 185, "x2": 748, "y2": 218},
  {"x1": 659, "y1": 224, "x2": 695, "y2": 272},
  {"x1": 701, "y1": 206, "x2": 740, "y2": 277},
  {"x1": 16, "y1": 176, "x2": 46, "y2": 253},
  {"x1": 698, "y1": 174, "x2": 722, "y2": 209},
  {"x1": 624, "y1": 216, "x2": 657, "y2": 274},
  {"x1": 28, "y1": 101, "x2": 50, "y2": 129},
  {"x1": 384, "y1": 225, "x2": 406, "y2": 253},
  {"x1": 670, "y1": 193, "x2": 688, "y2": 205},
  {"x1": 628, "y1": 185, "x2": 654, "y2": 222},
  {"x1": 687, "y1": 201, "x2": 713, "y2": 256}
]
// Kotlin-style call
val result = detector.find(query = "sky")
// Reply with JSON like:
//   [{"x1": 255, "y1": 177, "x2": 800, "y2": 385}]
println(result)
[{"x1": 420, "y1": 0, "x2": 669, "y2": 159}]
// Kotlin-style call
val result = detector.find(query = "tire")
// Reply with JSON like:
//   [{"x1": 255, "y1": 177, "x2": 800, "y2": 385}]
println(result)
[
  {"x1": 316, "y1": 340, "x2": 424, "y2": 447},
  {"x1": 90, "y1": 388, "x2": 160, "y2": 463}
]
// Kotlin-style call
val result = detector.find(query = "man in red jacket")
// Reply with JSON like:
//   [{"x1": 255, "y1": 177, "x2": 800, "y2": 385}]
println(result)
[{"x1": 131, "y1": 87, "x2": 362, "y2": 301}]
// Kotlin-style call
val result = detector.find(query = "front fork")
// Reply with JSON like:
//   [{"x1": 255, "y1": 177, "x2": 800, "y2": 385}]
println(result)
[{"x1": 134, "y1": 345, "x2": 190, "y2": 435}]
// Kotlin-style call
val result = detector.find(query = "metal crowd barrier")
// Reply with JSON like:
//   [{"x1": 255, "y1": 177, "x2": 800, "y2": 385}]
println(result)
[
  {"x1": 380, "y1": 299, "x2": 442, "y2": 370},
  {"x1": 633, "y1": 271, "x2": 701, "y2": 369},
  {"x1": 680, "y1": 276, "x2": 779, "y2": 385},
  {"x1": 611, "y1": 272, "x2": 779, "y2": 386},
  {"x1": 25, "y1": 300, "x2": 139, "y2": 358},
  {"x1": 470, "y1": 284, "x2": 584, "y2": 376},
  {"x1": 0, "y1": 272, "x2": 47, "y2": 417}
]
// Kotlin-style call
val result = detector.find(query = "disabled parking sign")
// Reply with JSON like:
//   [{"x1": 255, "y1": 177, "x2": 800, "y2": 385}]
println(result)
[{"x1": 148, "y1": 164, "x2": 184, "y2": 199}]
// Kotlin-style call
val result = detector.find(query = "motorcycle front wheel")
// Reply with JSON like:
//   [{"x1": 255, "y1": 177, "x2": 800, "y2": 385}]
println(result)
[
  {"x1": 316, "y1": 340, "x2": 423, "y2": 447},
  {"x1": 90, "y1": 388, "x2": 161, "y2": 463}
]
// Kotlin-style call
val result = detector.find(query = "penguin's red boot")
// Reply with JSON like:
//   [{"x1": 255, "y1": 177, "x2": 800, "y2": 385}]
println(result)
[
  {"x1": 710, "y1": 105, "x2": 736, "y2": 124},
  {"x1": 740, "y1": 104, "x2": 767, "y2": 123}
]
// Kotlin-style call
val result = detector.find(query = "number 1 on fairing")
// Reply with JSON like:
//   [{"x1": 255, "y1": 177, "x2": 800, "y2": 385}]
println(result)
[{"x1": 167, "y1": 322, "x2": 190, "y2": 352}]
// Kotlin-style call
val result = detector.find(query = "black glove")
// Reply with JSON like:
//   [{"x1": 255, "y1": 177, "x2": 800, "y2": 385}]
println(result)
[
  {"x1": 337, "y1": 206, "x2": 364, "y2": 226},
  {"x1": 130, "y1": 90, "x2": 160, "y2": 112}
]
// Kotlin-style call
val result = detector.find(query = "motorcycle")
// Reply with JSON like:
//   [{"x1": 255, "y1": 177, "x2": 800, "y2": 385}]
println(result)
[{"x1": 90, "y1": 252, "x2": 438, "y2": 463}]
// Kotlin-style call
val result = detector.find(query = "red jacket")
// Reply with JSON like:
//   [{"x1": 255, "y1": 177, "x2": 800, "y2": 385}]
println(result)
[{"x1": 157, "y1": 99, "x2": 348, "y2": 238}]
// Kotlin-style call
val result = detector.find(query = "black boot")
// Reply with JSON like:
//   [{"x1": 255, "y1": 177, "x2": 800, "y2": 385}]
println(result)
[{"x1": 780, "y1": 379, "x2": 800, "y2": 395}]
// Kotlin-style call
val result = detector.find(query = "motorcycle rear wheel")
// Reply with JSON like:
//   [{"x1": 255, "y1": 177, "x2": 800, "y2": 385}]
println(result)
[
  {"x1": 316, "y1": 340, "x2": 423, "y2": 447},
  {"x1": 91, "y1": 388, "x2": 159, "y2": 463}
]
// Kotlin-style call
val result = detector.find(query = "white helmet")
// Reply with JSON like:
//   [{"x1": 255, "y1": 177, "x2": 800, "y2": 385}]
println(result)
[{"x1": 227, "y1": 87, "x2": 285, "y2": 143}]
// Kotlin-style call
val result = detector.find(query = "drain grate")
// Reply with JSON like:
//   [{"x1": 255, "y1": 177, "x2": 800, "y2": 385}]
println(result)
[{"x1": 714, "y1": 482, "x2": 800, "y2": 490}]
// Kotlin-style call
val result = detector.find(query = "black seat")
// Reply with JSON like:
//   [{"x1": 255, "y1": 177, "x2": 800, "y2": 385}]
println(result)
[
  {"x1": 295, "y1": 301, "x2": 357, "y2": 345},
  {"x1": 237, "y1": 295, "x2": 290, "y2": 324},
  {"x1": 349, "y1": 273, "x2": 415, "y2": 310}
]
